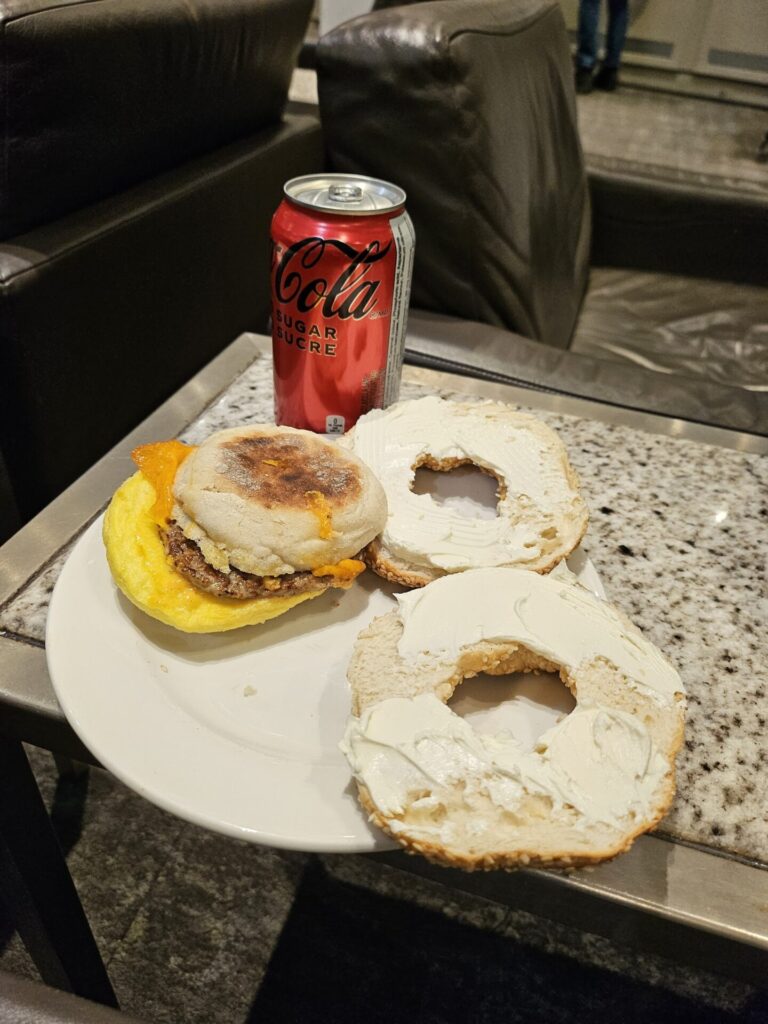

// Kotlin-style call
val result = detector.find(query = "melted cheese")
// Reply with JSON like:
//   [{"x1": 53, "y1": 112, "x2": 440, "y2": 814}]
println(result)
[
  {"x1": 131, "y1": 440, "x2": 196, "y2": 526},
  {"x1": 305, "y1": 490, "x2": 334, "y2": 539},
  {"x1": 312, "y1": 558, "x2": 365, "y2": 586}
]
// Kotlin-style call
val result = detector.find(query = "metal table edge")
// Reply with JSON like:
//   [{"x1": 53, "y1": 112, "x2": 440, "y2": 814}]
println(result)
[
  {"x1": 402, "y1": 364, "x2": 768, "y2": 455},
  {"x1": 1, "y1": 331, "x2": 767, "y2": 956},
  {"x1": 2, "y1": 333, "x2": 765, "y2": 606},
  {"x1": 375, "y1": 833, "x2": 768, "y2": 958},
  {"x1": 0, "y1": 334, "x2": 263, "y2": 607}
]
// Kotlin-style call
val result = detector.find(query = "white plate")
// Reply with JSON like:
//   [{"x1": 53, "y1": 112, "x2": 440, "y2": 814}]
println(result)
[{"x1": 47, "y1": 510, "x2": 605, "y2": 854}]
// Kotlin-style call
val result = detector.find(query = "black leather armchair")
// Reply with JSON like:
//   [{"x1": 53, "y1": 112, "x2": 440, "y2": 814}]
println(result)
[
  {"x1": 317, "y1": 0, "x2": 767, "y2": 434},
  {"x1": 0, "y1": 0, "x2": 323, "y2": 532},
  {"x1": 318, "y1": 0, "x2": 591, "y2": 351}
]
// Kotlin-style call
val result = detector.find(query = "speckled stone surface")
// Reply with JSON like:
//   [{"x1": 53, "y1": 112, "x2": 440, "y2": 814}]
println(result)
[{"x1": 1, "y1": 353, "x2": 766, "y2": 865}]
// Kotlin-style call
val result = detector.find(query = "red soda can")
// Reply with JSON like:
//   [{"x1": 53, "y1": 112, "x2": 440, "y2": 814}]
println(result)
[{"x1": 270, "y1": 174, "x2": 415, "y2": 434}]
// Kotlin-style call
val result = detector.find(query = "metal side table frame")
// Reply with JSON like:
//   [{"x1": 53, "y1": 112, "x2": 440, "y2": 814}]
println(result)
[{"x1": 1, "y1": 334, "x2": 766, "y2": 1000}]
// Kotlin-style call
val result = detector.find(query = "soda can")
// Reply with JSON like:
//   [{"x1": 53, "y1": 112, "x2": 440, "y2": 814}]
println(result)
[{"x1": 270, "y1": 173, "x2": 415, "y2": 434}]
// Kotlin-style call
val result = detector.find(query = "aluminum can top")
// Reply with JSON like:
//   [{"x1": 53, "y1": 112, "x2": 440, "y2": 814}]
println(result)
[{"x1": 283, "y1": 173, "x2": 406, "y2": 216}]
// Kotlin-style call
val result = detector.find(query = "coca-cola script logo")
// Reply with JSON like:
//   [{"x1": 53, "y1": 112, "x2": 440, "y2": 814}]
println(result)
[{"x1": 273, "y1": 237, "x2": 390, "y2": 320}]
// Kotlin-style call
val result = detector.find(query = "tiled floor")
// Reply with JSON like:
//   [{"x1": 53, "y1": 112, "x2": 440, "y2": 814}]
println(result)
[{"x1": 577, "y1": 86, "x2": 768, "y2": 197}]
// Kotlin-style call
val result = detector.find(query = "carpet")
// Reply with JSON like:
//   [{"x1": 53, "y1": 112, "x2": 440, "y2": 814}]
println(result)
[{"x1": 249, "y1": 860, "x2": 767, "y2": 1024}]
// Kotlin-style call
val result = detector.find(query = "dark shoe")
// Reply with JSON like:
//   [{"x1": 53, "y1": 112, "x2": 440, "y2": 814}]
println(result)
[
  {"x1": 575, "y1": 66, "x2": 594, "y2": 94},
  {"x1": 594, "y1": 65, "x2": 619, "y2": 91}
]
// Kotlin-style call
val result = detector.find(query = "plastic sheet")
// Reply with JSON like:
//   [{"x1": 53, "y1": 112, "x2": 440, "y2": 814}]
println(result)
[{"x1": 570, "y1": 268, "x2": 768, "y2": 391}]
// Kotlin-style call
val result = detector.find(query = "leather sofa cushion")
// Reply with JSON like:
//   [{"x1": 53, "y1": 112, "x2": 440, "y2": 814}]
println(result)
[
  {"x1": 317, "y1": 0, "x2": 591, "y2": 350},
  {"x1": 0, "y1": 0, "x2": 312, "y2": 239},
  {"x1": 589, "y1": 169, "x2": 768, "y2": 287},
  {"x1": 570, "y1": 267, "x2": 768, "y2": 390},
  {"x1": 0, "y1": 113, "x2": 323, "y2": 521},
  {"x1": 0, "y1": 969, "x2": 149, "y2": 1023}
]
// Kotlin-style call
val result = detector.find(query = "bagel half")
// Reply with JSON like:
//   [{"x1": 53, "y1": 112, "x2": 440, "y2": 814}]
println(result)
[
  {"x1": 342, "y1": 567, "x2": 686, "y2": 870},
  {"x1": 338, "y1": 397, "x2": 588, "y2": 587}
]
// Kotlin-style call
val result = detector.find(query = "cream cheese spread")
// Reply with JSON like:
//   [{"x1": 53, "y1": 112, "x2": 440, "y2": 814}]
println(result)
[
  {"x1": 395, "y1": 568, "x2": 684, "y2": 706},
  {"x1": 342, "y1": 693, "x2": 668, "y2": 834},
  {"x1": 343, "y1": 397, "x2": 582, "y2": 572}
]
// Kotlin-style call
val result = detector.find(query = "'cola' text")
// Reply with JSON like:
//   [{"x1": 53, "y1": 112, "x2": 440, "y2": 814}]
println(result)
[{"x1": 273, "y1": 236, "x2": 391, "y2": 320}]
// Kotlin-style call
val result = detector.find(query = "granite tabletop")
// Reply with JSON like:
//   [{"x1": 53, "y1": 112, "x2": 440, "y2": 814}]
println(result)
[{"x1": 1, "y1": 354, "x2": 766, "y2": 867}]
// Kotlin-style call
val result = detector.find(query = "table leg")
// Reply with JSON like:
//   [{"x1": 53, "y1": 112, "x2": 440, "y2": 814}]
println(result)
[
  {"x1": 52, "y1": 753, "x2": 89, "y2": 780},
  {"x1": 0, "y1": 738, "x2": 118, "y2": 1007}
]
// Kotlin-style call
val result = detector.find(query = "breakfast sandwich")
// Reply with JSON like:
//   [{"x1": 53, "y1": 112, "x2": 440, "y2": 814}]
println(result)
[{"x1": 103, "y1": 425, "x2": 387, "y2": 632}]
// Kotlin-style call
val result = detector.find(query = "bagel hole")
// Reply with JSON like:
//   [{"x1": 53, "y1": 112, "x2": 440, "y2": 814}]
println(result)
[
  {"x1": 448, "y1": 671, "x2": 576, "y2": 750},
  {"x1": 411, "y1": 463, "x2": 500, "y2": 520}
]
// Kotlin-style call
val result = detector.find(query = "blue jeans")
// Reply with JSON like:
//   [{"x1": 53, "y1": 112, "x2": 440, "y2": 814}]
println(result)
[{"x1": 576, "y1": 0, "x2": 628, "y2": 70}]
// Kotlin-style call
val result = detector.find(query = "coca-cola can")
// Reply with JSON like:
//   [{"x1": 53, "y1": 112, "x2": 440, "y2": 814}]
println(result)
[{"x1": 270, "y1": 173, "x2": 415, "y2": 434}]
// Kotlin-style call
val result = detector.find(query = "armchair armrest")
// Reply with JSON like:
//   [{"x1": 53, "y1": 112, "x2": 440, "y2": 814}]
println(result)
[
  {"x1": 588, "y1": 169, "x2": 768, "y2": 286},
  {"x1": 405, "y1": 310, "x2": 768, "y2": 435}
]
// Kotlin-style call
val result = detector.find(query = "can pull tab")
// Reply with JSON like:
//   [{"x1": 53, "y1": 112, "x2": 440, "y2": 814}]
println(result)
[{"x1": 329, "y1": 184, "x2": 363, "y2": 204}]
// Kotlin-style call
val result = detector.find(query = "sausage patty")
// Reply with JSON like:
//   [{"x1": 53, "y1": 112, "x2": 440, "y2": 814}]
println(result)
[{"x1": 162, "y1": 522, "x2": 330, "y2": 600}]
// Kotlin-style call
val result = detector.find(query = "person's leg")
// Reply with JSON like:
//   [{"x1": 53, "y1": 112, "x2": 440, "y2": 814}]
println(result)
[
  {"x1": 604, "y1": 0, "x2": 629, "y2": 69},
  {"x1": 594, "y1": 0, "x2": 627, "y2": 90},
  {"x1": 576, "y1": 0, "x2": 602, "y2": 69}
]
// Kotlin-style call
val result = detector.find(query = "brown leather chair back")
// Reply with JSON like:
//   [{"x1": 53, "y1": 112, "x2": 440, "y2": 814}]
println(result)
[
  {"x1": 0, "y1": 0, "x2": 313, "y2": 240},
  {"x1": 0, "y1": 0, "x2": 319, "y2": 531},
  {"x1": 317, "y1": 0, "x2": 591, "y2": 349}
]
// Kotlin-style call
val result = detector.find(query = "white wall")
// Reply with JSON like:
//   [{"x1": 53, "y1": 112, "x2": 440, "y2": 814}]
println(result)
[
  {"x1": 319, "y1": 0, "x2": 373, "y2": 35},
  {"x1": 560, "y1": 0, "x2": 768, "y2": 84}
]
